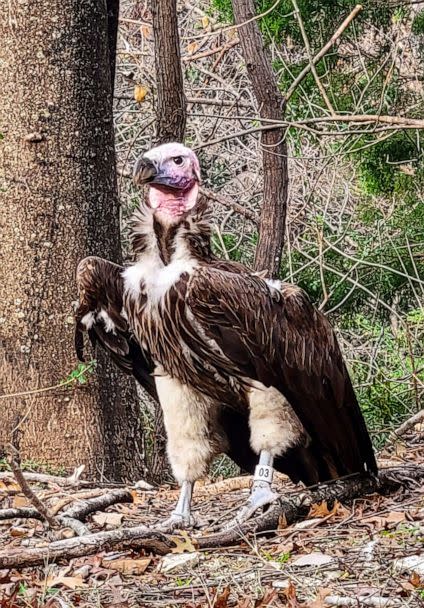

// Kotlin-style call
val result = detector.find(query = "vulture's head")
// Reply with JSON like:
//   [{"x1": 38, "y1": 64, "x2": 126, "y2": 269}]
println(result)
[{"x1": 133, "y1": 143, "x2": 201, "y2": 221}]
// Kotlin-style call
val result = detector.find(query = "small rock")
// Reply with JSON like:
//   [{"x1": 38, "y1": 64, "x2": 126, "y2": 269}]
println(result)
[
  {"x1": 272, "y1": 579, "x2": 290, "y2": 589},
  {"x1": 291, "y1": 552, "x2": 334, "y2": 567},
  {"x1": 393, "y1": 555, "x2": 424, "y2": 575},
  {"x1": 159, "y1": 552, "x2": 200, "y2": 573}
]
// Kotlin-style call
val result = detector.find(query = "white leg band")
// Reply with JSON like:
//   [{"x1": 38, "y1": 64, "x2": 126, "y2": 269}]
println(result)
[{"x1": 254, "y1": 464, "x2": 274, "y2": 483}]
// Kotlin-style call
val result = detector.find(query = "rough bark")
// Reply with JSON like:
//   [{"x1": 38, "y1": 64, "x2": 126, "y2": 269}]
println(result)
[
  {"x1": 106, "y1": 0, "x2": 119, "y2": 93},
  {"x1": 232, "y1": 0, "x2": 288, "y2": 278},
  {"x1": 151, "y1": 0, "x2": 187, "y2": 143},
  {"x1": 0, "y1": 0, "x2": 145, "y2": 481}
]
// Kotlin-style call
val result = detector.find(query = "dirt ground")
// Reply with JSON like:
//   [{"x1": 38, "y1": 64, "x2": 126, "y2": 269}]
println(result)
[{"x1": 0, "y1": 424, "x2": 423, "y2": 608}]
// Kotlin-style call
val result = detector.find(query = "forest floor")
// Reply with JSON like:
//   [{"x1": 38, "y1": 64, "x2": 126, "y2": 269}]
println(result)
[{"x1": 0, "y1": 424, "x2": 423, "y2": 608}]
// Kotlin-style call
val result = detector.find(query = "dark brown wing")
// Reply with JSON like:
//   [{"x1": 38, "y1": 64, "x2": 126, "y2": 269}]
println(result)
[
  {"x1": 187, "y1": 267, "x2": 377, "y2": 482},
  {"x1": 75, "y1": 256, "x2": 157, "y2": 399}
]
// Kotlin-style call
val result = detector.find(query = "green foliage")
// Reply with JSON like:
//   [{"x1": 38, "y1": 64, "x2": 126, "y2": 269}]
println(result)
[
  {"x1": 62, "y1": 360, "x2": 97, "y2": 386},
  {"x1": 412, "y1": 9, "x2": 424, "y2": 35},
  {"x1": 345, "y1": 313, "x2": 423, "y2": 445},
  {"x1": 0, "y1": 458, "x2": 67, "y2": 476},
  {"x1": 211, "y1": 0, "x2": 393, "y2": 46},
  {"x1": 356, "y1": 132, "x2": 421, "y2": 195}
]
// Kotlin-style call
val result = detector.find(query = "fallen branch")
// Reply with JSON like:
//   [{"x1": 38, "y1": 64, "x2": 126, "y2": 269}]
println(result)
[
  {"x1": 0, "y1": 526, "x2": 174, "y2": 568},
  {"x1": 1, "y1": 465, "x2": 422, "y2": 567},
  {"x1": 0, "y1": 470, "x2": 125, "y2": 488},
  {"x1": 0, "y1": 488, "x2": 133, "y2": 537},
  {"x1": 6, "y1": 446, "x2": 58, "y2": 529},
  {"x1": 196, "y1": 465, "x2": 424, "y2": 549},
  {"x1": 324, "y1": 596, "x2": 403, "y2": 607},
  {"x1": 387, "y1": 409, "x2": 424, "y2": 443},
  {"x1": 60, "y1": 488, "x2": 132, "y2": 522},
  {"x1": 50, "y1": 488, "x2": 106, "y2": 515},
  {"x1": 0, "y1": 507, "x2": 42, "y2": 521}
]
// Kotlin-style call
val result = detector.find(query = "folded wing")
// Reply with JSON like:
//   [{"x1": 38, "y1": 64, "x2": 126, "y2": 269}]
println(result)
[
  {"x1": 187, "y1": 267, "x2": 377, "y2": 481},
  {"x1": 75, "y1": 256, "x2": 157, "y2": 399}
]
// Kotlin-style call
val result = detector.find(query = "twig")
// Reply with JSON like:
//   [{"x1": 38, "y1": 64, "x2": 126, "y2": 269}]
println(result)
[
  {"x1": 199, "y1": 187, "x2": 259, "y2": 223},
  {"x1": 182, "y1": 39, "x2": 239, "y2": 62},
  {"x1": 0, "y1": 362, "x2": 95, "y2": 401},
  {"x1": 194, "y1": 113, "x2": 424, "y2": 150},
  {"x1": 6, "y1": 445, "x2": 59, "y2": 529},
  {"x1": 291, "y1": 0, "x2": 336, "y2": 115},
  {"x1": 285, "y1": 4, "x2": 363, "y2": 102},
  {"x1": 324, "y1": 597, "x2": 403, "y2": 607}
]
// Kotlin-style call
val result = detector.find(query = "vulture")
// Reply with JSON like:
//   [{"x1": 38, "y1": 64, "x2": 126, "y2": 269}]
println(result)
[{"x1": 75, "y1": 142, "x2": 377, "y2": 529}]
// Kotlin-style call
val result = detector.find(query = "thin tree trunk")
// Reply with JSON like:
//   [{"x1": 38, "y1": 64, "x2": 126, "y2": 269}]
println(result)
[
  {"x1": 151, "y1": 0, "x2": 187, "y2": 143},
  {"x1": 232, "y1": 0, "x2": 288, "y2": 278},
  {"x1": 147, "y1": 0, "x2": 188, "y2": 482},
  {"x1": 0, "y1": 0, "x2": 145, "y2": 481}
]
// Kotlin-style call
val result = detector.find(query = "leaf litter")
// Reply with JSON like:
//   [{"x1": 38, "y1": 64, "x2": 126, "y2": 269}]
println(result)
[{"x1": 0, "y1": 428, "x2": 422, "y2": 606}]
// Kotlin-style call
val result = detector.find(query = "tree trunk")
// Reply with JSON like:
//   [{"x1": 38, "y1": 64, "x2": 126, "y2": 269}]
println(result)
[
  {"x1": 106, "y1": 0, "x2": 119, "y2": 93},
  {"x1": 151, "y1": 0, "x2": 187, "y2": 143},
  {"x1": 232, "y1": 0, "x2": 288, "y2": 278},
  {"x1": 0, "y1": 0, "x2": 145, "y2": 481},
  {"x1": 147, "y1": 0, "x2": 188, "y2": 482}
]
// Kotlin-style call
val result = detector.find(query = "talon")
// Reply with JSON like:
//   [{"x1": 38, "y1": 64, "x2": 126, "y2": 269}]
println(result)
[
  {"x1": 223, "y1": 450, "x2": 279, "y2": 529},
  {"x1": 224, "y1": 484, "x2": 279, "y2": 529},
  {"x1": 154, "y1": 511, "x2": 196, "y2": 532}
]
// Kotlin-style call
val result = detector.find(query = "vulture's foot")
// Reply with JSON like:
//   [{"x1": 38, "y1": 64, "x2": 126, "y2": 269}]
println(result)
[
  {"x1": 154, "y1": 511, "x2": 196, "y2": 532},
  {"x1": 224, "y1": 480, "x2": 279, "y2": 528}
]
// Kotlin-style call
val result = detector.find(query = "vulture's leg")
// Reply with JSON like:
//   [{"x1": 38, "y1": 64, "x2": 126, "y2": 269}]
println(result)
[
  {"x1": 225, "y1": 383, "x2": 303, "y2": 528},
  {"x1": 153, "y1": 374, "x2": 225, "y2": 531}
]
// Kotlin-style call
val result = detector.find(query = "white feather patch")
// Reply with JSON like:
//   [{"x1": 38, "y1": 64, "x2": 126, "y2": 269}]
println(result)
[
  {"x1": 98, "y1": 309, "x2": 116, "y2": 333},
  {"x1": 80, "y1": 312, "x2": 95, "y2": 330},
  {"x1": 265, "y1": 279, "x2": 282, "y2": 291}
]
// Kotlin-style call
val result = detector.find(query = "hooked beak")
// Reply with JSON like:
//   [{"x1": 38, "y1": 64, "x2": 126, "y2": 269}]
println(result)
[{"x1": 133, "y1": 157, "x2": 157, "y2": 186}]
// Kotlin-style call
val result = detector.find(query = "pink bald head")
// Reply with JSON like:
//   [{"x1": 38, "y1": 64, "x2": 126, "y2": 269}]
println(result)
[{"x1": 133, "y1": 142, "x2": 201, "y2": 222}]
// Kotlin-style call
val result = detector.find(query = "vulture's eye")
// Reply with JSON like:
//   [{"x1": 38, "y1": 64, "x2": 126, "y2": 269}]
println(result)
[{"x1": 173, "y1": 156, "x2": 184, "y2": 166}]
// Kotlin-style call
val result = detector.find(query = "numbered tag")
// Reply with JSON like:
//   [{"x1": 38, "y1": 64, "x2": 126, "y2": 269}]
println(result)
[{"x1": 254, "y1": 464, "x2": 273, "y2": 483}]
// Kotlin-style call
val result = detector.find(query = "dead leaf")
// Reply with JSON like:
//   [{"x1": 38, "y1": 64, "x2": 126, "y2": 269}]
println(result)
[
  {"x1": 92, "y1": 512, "x2": 123, "y2": 527},
  {"x1": 134, "y1": 85, "x2": 148, "y2": 103},
  {"x1": 169, "y1": 530, "x2": 198, "y2": 553},
  {"x1": 201, "y1": 15, "x2": 210, "y2": 29},
  {"x1": 12, "y1": 495, "x2": 28, "y2": 508},
  {"x1": 385, "y1": 511, "x2": 406, "y2": 524},
  {"x1": 409, "y1": 572, "x2": 422, "y2": 588},
  {"x1": 309, "y1": 500, "x2": 349, "y2": 519},
  {"x1": 277, "y1": 513, "x2": 287, "y2": 529},
  {"x1": 45, "y1": 575, "x2": 86, "y2": 590},
  {"x1": 0, "y1": 479, "x2": 20, "y2": 492},
  {"x1": 214, "y1": 586, "x2": 230, "y2": 608},
  {"x1": 255, "y1": 589, "x2": 278, "y2": 607},
  {"x1": 186, "y1": 41, "x2": 198, "y2": 55},
  {"x1": 10, "y1": 526, "x2": 31, "y2": 538},
  {"x1": 102, "y1": 557, "x2": 151, "y2": 575},
  {"x1": 140, "y1": 24, "x2": 151, "y2": 38},
  {"x1": 309, "y1": 501, "x2": 332, "y2": 518},
  {"x1": 308, "y1": 587, "x2": 332, "y2": 608},
  {"x1": 159, "y1": 552, "x2": 199, "y2": 573},
  {"x1": 291, "y1": 552, "x2": 334, "y2": 567},
  {"x1": 282, "y1": 581, "x2": 299, "y2": 608}
]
